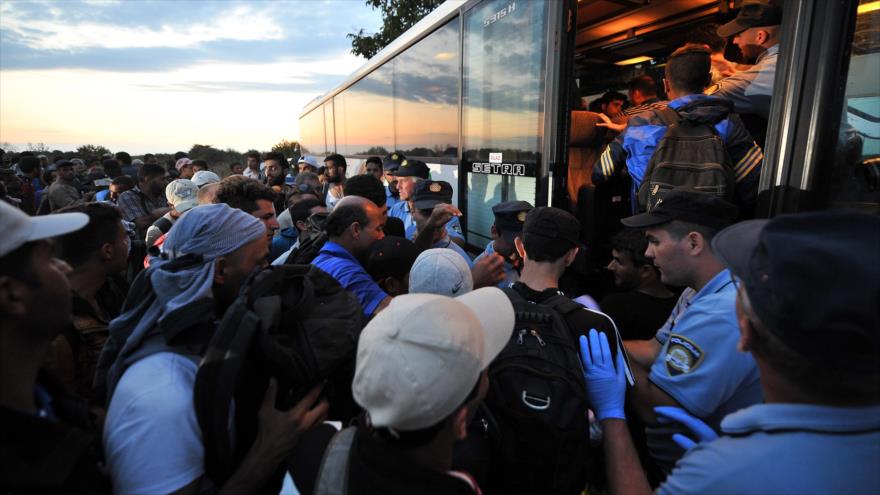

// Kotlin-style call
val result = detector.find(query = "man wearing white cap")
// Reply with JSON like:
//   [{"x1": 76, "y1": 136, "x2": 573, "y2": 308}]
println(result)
[
  {"x1": 191, "y1": 170, "x2": 220, "y2": 188},
  {"x1": 0, "y1": 201, "x2": 109, "y2": 491},
  {"x1": 144, "y1": 179, "x2": 199, "y2": 247},
  {"x1": 315, "y1": 287, "x2": 514, "y2": 494}
]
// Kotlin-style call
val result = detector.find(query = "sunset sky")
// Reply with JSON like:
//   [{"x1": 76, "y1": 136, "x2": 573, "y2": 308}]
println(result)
[{"x1": 0, "y1": 0, "x2": 382, "y2": 154}]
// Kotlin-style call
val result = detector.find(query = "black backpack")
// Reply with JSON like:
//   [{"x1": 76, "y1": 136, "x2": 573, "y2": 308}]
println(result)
[
  {"x1": 285, "y1": 232, "x2": 328, "y2": 265},
  {"x1": 484, "y1": 288, "x2": 590, "y2": 495},
  {"x1": 637, "y1": 106, "x2": 736, "y2": 211},
  {"x1": 193, "y1": 264, "x2": 364, "y2": 489}
]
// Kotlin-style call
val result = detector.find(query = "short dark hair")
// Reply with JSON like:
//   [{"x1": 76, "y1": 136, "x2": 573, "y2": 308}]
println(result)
[
  {"x1": 666, "y1": 44, "x2": 712, "y2": 94},
  {"x1": 173, "y1": 151, "x2": 188, "y2": 160},
  {"x1": 138, "y1": 163, "x2": 165, "y2": 183},
  {"x1": 290, "y1": 198, "x2": 324, "y2": 224},
  {"x1": 325, "y1": 203, "x2": 368, "y2": 237},
  {"x1": 686, "y1": 23, "x2": 727, "y2": 53},
  {"x1": 246, "y1": 150, "x2": 261, "y2": 160},
  {"x1": 295, "y1": 171, "x2": 319, "y2": 186},
  {"x1": 611, "y1": 228, "x2": 651, "y2": 267},
  {"x1": 144, "y1": 153, "x2": 155, "y2": 161},
  {"x1": 325, "y1": 153, "x2": 347, "y2": 171},
  {"x1": 102, "y1": 159, "x2": 122, "y2": 178},
  {"x1": 18, "y1": 156, "x2": 40, "y2": 174},
  {"x1": 190, "y1": 159, "x2": 208, "y2": 169},
  {"x1": 522, "y1": 209, "x2": 580, "y2": 263},
  {"x1": 627, "y1": 75, "x2": 657, "y2": 97},
  {"x1": 663, "y1": 220, "x2": 720, "y2": 245},
  {"x1": 262, "y1": 151, "x2": 287, "y2": 167},
  {"x1": 365, "y1": 156, "x2": 382, "y2": 166},
  {"x1": 214, "y1": 176, "x2": 276, "y2": 214},
  {"x1": 343, "y1": 174, "x2": 386, "y2": 207},
  {"x1": 602, "y1": 90, "x2": 627, "y2": 104},
  {"x1": 230, "y1": 162, "x2": 243, "y2": 169},
  {"x1": 115, "y1": 151, "x2": 132, "y2": 165},
  {"x1": 111, "y1": 175, "x2": 135, "y2": 188},
  {"x1": 53, "y1": 202, "x2": 122, "y2": 268}
]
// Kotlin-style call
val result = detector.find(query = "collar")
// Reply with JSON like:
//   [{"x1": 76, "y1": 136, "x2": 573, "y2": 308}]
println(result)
[
  {"x1": 756, "y1": 43, "x2": 779, "y2": 64},
  {"x1": 689, "y1": 268, "x2": 733, "y2": 303},
  {"x1": 721, "y1": 403, "x2": 880, "y2": 435},
  {"x1": 668, "y1": 93, "x2": 717, "y2": 110},
  {"x1": 321, "y1": 241, "x2": 360, "y2": 263}
]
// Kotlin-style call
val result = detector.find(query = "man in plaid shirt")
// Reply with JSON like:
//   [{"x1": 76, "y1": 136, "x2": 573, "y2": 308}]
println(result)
[{"x1": 116, "y1": 163, "x2": 169, "y2": 238}]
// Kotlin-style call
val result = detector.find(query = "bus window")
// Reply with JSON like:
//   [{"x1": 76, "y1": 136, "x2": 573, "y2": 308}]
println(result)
[
  {"x1": 340, "y1": 63, "x2": 395, "y2": 155},
  {"x1": 300, "y1": 107, "x2": 325, "y2": 156},
  {"x1": 324, "y1": 102, "x2": 335, "y2": 154},
  {"x1": 462, "y1": 0, "x2": 548, "y2": 247},
  {"x1": 827, "y1": 1, "x2": 880, "y2": 212}
]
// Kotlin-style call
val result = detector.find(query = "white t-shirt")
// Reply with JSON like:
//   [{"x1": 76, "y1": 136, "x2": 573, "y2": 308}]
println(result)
[{"x1": 103, "y1": 352, "x2": 204, "y2": 495}]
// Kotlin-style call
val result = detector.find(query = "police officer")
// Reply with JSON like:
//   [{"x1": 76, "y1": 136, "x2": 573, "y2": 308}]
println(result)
[
  {"x1": 617, "y1": 190, "x2": 763, "y2": 473},
  {"x1": 382, "y1": 152, "x2": 404, "y2": 210},
  {"x1": 388, "y1": 159, "x2": 464, "y2": 244},
  {"x1": 474, "y1": 200, "x2": 533, "y2": 288},
  {"x1": 578, "y1": 209, "x2": 880, "y2": 495},
  {"x1": 409, "y1": 180, "x2": 472, "y2": 268}
]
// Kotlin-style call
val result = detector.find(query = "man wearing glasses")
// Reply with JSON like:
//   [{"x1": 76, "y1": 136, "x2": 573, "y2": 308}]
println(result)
[{"x1": 617, "y1": 189, "x2": 763, "y2": 474}]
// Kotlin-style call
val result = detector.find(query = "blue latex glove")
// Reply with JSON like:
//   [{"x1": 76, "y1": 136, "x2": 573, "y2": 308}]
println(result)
[
  {"x1": 654, "y1": 406, "x2": 719, "y2": 451},
  {"x1": 579, "y1": 329, "x2": 627, "y2": 421}
]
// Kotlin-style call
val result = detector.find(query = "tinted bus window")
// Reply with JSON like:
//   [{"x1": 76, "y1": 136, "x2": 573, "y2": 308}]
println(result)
[
  {"x1": 394, "y1": 19, "x2": 460, "y2": 159},
  {"x1": 338, "y1": 63, "x2": 395, "y2": 155},
  {"x1": 324, "y1": 102, "x2": 335, "y2": 153},
  {"x1": 300, "y1": 107, "x2": 325, "y2": 155},
  {"x1": 829, "y1": 1, "x2": 880, "y2": 212},
  {"x1": 462, "y1": 0, "x2": 547, "y2": 247}
]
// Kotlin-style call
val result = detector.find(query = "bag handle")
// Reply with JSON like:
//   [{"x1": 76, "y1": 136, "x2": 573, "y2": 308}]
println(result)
[{"x1": 315, "y1": 427, "x2": 356, "y2": 495}]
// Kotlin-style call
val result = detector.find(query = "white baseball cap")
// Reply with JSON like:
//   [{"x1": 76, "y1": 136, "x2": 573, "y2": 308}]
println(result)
[
  {"x1": 0, "y1": 201, "x2": 89, "y2": 257},
  {"x1": 297, "y1": 155, "x2": 320, "y2": 168},
  {"x1": 409, "y1": 248, "x2": 473, "y2": 297},
  {"x1": 165, "y1": 179, "x2": 199, "y2": 214},
  {"x1": 191, "y1": 170, "x2": 221, "y2": 188},
  {"x1": 353, "y1": 287, "x2": 514, "y2": 431}
]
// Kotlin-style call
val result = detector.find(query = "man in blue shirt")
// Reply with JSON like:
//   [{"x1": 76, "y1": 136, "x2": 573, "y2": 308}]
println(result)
[
  {"x1": 577, "y1": 209, "x2": 880, "y2": 495},
  {"x1": 619, "y1": 190, "x2": 763, "y2": 473},
  {"x1": 381, "y1": 152, "x2": 404, "y2": 210},
  {"x1": 312, "y1": 196, "x2": 391, "y2": 319},
  {"x1": 594, "y1": 44, "x2": 763, "y2": 214},
  {"x1": 473, "y1": 200, "x2": 533, "y2": 288},
  {"x1": 388, "y1": 159, "x2": 464, "y2": 245}
]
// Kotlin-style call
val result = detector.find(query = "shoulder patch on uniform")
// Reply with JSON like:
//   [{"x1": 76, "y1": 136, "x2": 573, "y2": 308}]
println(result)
[
  {"x1": 706, "y1": 82, "x2": 721, "y2": 95},
  {"x1": 664, "y1": 334, "x2": 705, "y2": 376}
]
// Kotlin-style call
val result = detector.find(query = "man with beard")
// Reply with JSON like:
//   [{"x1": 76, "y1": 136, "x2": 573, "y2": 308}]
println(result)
[
  {"x1": 312, "y1": 196, "x2": 389, "y2": 319},
  {"x1": 116, "y1": 163, "x2": 170, "y2": 239},
  {"x1": 46, "y1": 160, "x2": 84, "y2": 211},
  {"x1": 474, "y1": 200, "x2": 532, "y2": 288},
  {"x1": 322, "y1": 153, "x2": 347, "y2": 210},
  {"x1": 271, "y1": 198, "x2": 327, "y2": 265},
  {"x1": 262, "y1": 151, "x2": 290, "y2": 214}
]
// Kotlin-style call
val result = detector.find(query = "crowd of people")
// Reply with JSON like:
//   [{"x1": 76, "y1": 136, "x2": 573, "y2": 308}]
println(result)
[{"x1": 2, "y1": 2, "x2": 879, "y2": 494}]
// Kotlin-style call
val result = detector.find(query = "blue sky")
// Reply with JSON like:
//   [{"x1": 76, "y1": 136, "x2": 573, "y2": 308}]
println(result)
[{"x1": 0, "y1": 0, "x2": 383, "y2": 153}]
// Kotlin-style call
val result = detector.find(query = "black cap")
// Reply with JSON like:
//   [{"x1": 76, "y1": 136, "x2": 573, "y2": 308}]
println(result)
[
  {"x1": 383, "y1": 152, "x2": 406, "y2": 172},
  {"x1": 523, "y1": 207, "x2": 581, "y2": 246},
  {"x1": 393, "y1": 159, "x2": 430, "y2": 179},
  {"x1": 492, "y1": 200, "x2": 533, "y2": 242},
  {"x1": 411, "y1": 180, "x2": 453, "y2": 210},
  {"x1": 621, "y1": 190, "x2": 738, "y2": 230},
  {"x1": 717, "y1": 0, "x2": 783, "y2": 38},
  {"x1": 366, "y1": 235, "x2": 418, "y2": 280},
  {"x1": 712, "y1": 210, "x2": 880, "y2": 372}
]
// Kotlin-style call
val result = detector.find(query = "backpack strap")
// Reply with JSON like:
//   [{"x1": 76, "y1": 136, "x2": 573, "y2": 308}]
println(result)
[
  {"x1": 655, "y1": 106, "x2": 680, "y2": 127},
  {"x1": 153, "y1": 216, "x2": 173, "y2": 234},
  {"x1": 314, "y1": 426, "x2": 356, "y2": 495}
]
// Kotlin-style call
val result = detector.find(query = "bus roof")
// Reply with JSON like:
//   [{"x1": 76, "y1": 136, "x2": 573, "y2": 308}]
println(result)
[{"x1": 300, "y1": 0, "x2": 466, "y2": 118}]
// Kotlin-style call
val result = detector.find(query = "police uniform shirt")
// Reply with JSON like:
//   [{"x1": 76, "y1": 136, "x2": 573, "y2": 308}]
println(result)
[
  {"x1": 706, "y1": 44, "x2": 778, "y2": 121},
  {"x1": 432, "y1": 237, "x2": 474, "y2": 269},
  {"x1": 385, "y1": 185, "x2": 401, "y2": 210},
  {"x1": 657, "y1": 403, "x2": 880, "y2": 495},
  {"x1": 473, "y1": 241, "x2": 518, "y2": 288},
  {"x1": 388, "y1": 201, "x2": 464, "y2": 242},
  {"x1": 646, "y1": 269, "x2": 764, "y2": 472}
]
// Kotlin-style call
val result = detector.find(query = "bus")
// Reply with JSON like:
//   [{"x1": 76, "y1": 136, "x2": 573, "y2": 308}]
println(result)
[{"x1": 298, "y1": 0, "x2": 880, "y2": 254}]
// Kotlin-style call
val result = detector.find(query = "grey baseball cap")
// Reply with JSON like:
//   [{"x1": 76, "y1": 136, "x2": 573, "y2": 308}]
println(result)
[{"x1": 409, "y1": 248, "x2": 473, "y2": 297}]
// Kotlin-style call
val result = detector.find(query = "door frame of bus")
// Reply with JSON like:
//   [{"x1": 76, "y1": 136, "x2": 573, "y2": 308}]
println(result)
[{"x1": 758, "y1": 0, "x2": 860, "y2": 216}]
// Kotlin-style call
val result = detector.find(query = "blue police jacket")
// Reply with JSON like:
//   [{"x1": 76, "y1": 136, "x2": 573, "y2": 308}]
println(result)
[
  {"x1": 658, "y1": 403, "x2": 880, "y2": 495},
  {"x1": 594, "y1": 94, "x2": 764, "y2": 212}
]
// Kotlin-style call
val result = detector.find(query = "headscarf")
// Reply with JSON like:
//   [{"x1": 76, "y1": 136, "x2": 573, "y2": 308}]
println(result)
[{"x1": 98, "y1": 203, "x2": 265, "y2": 401}]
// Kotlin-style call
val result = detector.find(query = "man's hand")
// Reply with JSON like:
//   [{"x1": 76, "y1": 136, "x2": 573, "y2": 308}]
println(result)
[
  {"x1": 579, "y1": 329, "x2": 627, "y2": 421},
  {"x1": 595, "y1": 112, "x2": 627, "y2": 133},
  {"x1": 654, "y1": 406, "x2": 718, "y2": 451},
  {"x1": 427, "y1": 203, "x2": 462, "y2": 230},
  {"x1": 472, "y1": 253, "x2": 505, "y2": 288},
  {"x1": 252, "y1": 379, "x2": 329, "y2": 464}
]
